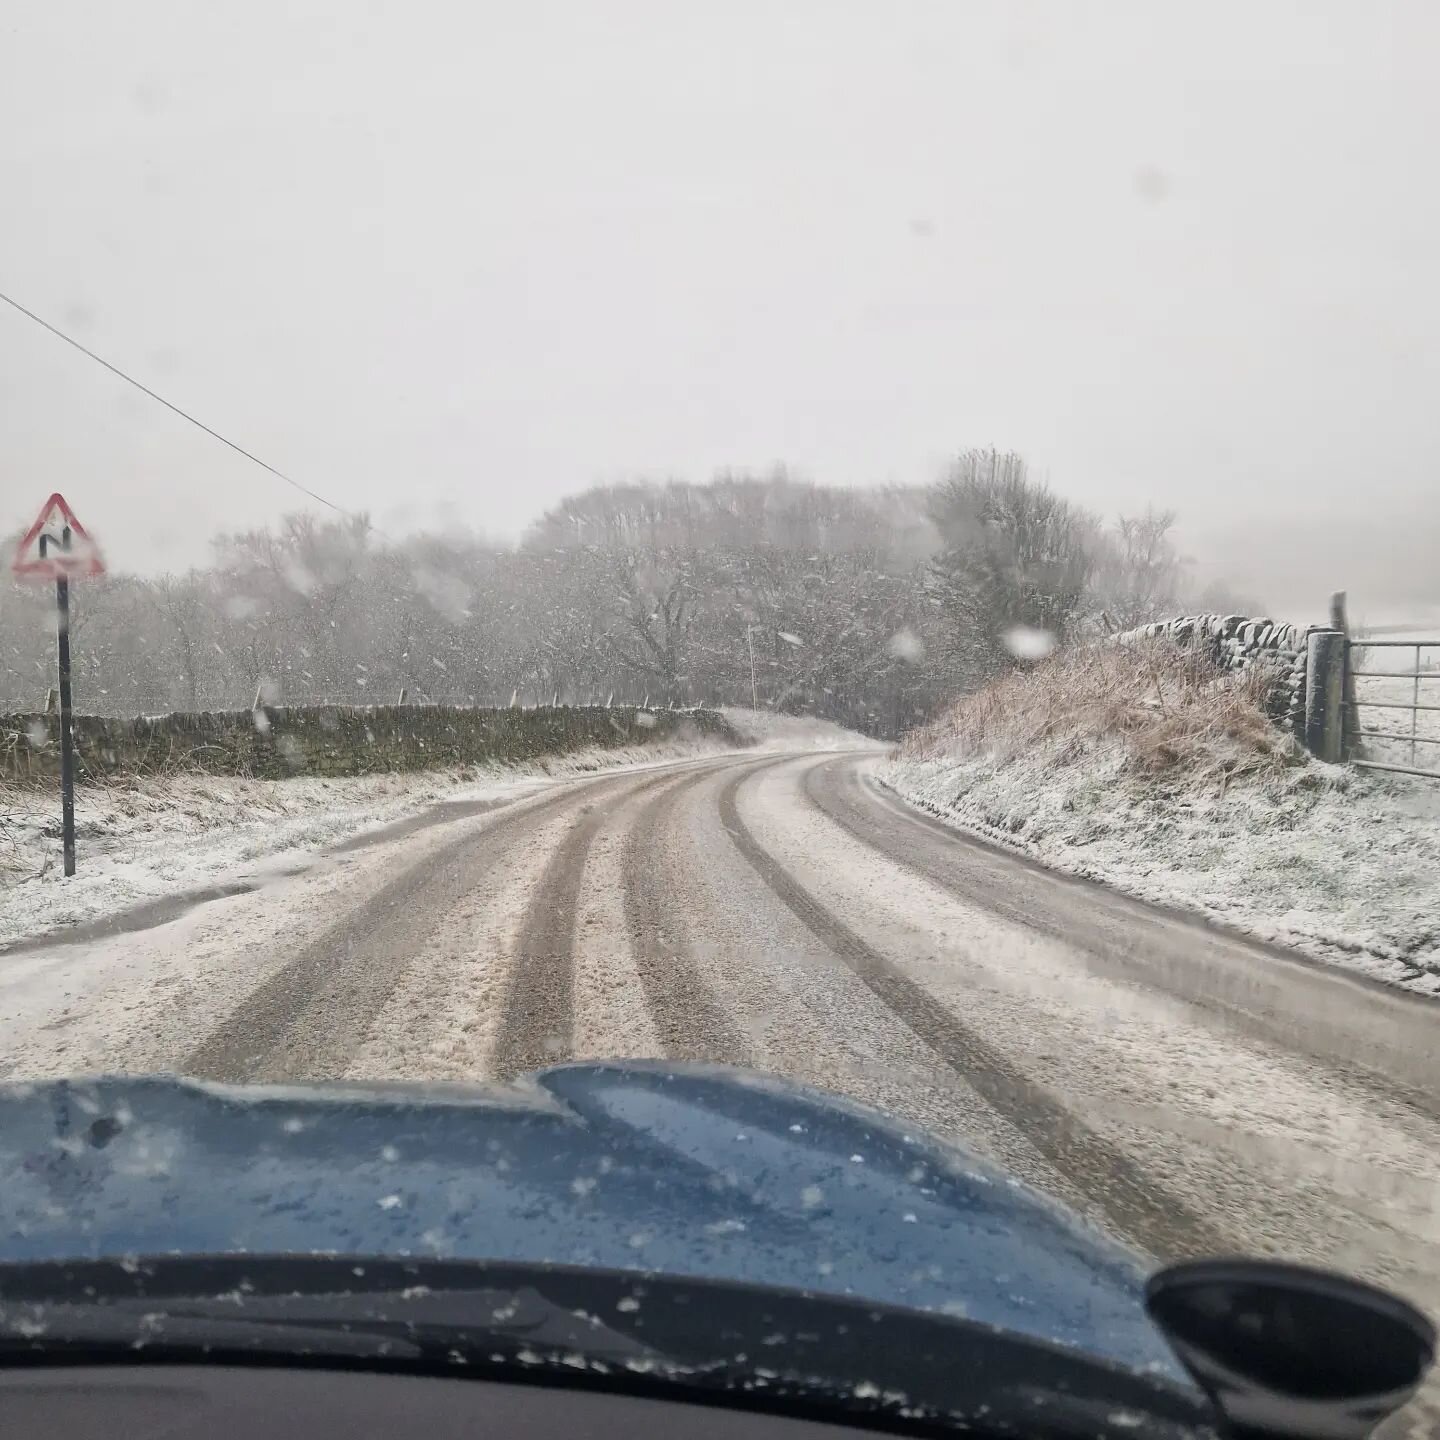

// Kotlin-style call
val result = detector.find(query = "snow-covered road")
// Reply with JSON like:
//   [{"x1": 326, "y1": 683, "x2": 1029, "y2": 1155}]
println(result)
[{"x1": 3, "y1": 748, "x2": 1438, "y2": 1429}]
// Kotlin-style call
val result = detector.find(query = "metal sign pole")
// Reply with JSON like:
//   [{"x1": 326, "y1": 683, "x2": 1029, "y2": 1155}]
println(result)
[
  {"x1": 57, "y1": 572, "x2": 76, "y2": 877},
  {"x1": 40, "y1": 529, "x2": 77, "y2": 876}
]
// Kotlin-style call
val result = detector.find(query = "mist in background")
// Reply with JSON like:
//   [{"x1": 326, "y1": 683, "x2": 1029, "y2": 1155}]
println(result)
[{"x1": 2, "y1": 1, "x2": 1438, "y2": 623}]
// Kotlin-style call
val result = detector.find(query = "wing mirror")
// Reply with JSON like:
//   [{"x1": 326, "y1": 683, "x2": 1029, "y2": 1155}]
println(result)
[{"x1": 1146, "y1": 1259, "x2": 1434, "y2": 1439}]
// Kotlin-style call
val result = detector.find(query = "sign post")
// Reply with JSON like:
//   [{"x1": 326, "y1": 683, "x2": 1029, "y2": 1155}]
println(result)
[{"x1": 11, "y1": 494, "x2": 105, "y2": 877}]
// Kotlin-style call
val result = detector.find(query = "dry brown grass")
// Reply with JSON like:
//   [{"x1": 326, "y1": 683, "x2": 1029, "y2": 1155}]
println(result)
[{"x1": 903, "y1": 639, "x2": 1302, "y2": 787}]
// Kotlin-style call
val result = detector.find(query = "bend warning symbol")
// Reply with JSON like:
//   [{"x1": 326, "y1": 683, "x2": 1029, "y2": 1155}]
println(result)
[{"x1": 11, "y1": 492, "x2": 105, "y2": 582}]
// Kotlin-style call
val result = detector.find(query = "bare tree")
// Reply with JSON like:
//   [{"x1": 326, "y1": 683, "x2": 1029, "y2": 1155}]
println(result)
[
  {"x1": 1088, "y1": 508, "x2": 1185, "y2": 630},
  {"x1": 927, "y1": 449, "x2": 1096, "y2": 683},
  {"x1": 0, "y1": 467, "x2": 1222, "y2": 739}
]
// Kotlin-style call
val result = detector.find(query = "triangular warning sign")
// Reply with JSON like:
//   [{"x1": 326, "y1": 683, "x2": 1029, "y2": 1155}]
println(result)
[{"x1": 11, "y1": 493, "x2": 106, "y2": 582}]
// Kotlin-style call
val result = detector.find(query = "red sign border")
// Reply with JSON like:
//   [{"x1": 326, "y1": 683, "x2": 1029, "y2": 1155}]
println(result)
[{"x1": 11, "y1": 492, "x2": 105, "y2": 581}]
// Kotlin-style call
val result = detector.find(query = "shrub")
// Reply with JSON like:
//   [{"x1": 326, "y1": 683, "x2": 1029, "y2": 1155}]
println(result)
[{"x1": 901, "y1": 639, "x2": 1301, "y2": 789}]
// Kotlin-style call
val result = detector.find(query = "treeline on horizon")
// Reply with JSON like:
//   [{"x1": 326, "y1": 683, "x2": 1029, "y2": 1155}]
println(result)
[{"x1": 0, "y1": 451, "x2": 1260, "y2": 737}]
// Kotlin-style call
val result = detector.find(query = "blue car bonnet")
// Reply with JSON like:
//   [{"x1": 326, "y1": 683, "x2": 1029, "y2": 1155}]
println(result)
[{"x1": 0, "y1": 1061, "x2": 1183, "y2": 1378}]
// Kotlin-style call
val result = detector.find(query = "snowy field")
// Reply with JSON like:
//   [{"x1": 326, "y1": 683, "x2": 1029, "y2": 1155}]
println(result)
[{"x1": 1349, "y1": 636, "x2": 1440, "y2": 777}]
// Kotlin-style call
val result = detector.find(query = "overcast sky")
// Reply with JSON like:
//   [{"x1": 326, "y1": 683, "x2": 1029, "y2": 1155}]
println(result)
[{"x1": 3, "y1": 1, "x2": 1438, "y2": 615}]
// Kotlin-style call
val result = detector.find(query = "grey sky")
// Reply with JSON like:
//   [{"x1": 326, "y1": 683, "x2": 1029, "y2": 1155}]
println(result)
[{"x1": 2, "y1": 1, "x2": 1437, "y2": 616}]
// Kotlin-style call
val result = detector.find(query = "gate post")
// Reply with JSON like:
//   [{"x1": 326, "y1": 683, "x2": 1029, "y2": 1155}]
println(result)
[
  {"x1": 1305, "y1": 629, "x2": 1346, "y2": 763},
  {"x1": 1330, "y1": 590, "x2": 1360, "y2": 762}
]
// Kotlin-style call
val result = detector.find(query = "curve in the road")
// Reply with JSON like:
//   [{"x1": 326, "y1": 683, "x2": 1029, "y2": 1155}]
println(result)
[{"x1": 169, "y1": 746, "x2": 1431, "y2": 1300}]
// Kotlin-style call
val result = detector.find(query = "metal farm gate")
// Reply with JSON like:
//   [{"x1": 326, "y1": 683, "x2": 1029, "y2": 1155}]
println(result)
[{"x1": 1344, "y1": 636, "x2": 1440, "y2": 781}]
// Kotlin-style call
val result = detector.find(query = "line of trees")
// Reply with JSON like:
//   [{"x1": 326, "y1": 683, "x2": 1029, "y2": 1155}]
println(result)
[{"x1": 0, "y1": 454, "x2": 1260, "y2": 736}]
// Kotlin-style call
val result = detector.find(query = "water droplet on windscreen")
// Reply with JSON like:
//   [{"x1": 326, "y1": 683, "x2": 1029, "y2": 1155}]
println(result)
[{"x1": 1002, "y1": 625, "x2": 1056, "y2": 660}]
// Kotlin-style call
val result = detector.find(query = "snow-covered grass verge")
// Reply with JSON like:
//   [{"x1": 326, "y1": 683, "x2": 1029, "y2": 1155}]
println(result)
[
  {"x1": 884, "y1": 642, "x2": 1440, "y2": 996},
  {"x1": 0, "y1": 729, "x2": 755, "y2": 952}
]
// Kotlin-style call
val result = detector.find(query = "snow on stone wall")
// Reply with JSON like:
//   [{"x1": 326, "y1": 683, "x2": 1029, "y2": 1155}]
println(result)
[
  {"x1": 1115, "y1": 614, "x2": 1316, "y2": 736},
  {"x1": 1, "y1": 704, "x2": 739, "y2": 785}
]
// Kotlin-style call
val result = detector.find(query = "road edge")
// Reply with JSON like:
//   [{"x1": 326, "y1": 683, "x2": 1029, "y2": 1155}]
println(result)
[{"x1": 868, "y1": 764, "x2": 1440, "y2": 1010}]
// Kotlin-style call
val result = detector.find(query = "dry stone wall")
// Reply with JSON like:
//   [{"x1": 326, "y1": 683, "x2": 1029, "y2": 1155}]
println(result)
[
  {"x1": 1116, "y1": 614, "x2": 1315, "y2": 736},
  {"x1": 1, "y1": 704, "x2": 739, "y2": 785}
]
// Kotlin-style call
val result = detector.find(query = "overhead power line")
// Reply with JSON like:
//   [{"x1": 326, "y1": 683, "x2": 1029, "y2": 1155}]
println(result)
[{"x1": 0, "y1": 287, "x2": 352, "y2": 518}]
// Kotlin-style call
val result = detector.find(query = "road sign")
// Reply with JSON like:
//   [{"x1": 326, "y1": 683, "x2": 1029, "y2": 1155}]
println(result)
[
  {"x1": 11, "y1": 492, "x2": 105, "y2": 582},
  {"x1": 10, "y1": 492, "x2": 103, "y2": 878}
]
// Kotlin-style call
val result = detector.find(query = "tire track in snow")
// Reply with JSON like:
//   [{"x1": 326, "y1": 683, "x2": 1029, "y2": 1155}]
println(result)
[
  {"x1": 716, "y1": 766, "x2": 1231, "y2": 1261},
  {"x1": 490, "y1": 770, "x2": 674, "y2": 1078},
  {"x1": 621, "y1": 765, "x2": 757, "y2": 1064},
  {"x1": 183, "y1": 773, "x2": 638, "y2": 1083}
]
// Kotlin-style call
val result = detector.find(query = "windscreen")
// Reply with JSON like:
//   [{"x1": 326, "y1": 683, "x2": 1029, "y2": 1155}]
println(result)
[{"x1": 1, "y1": 5, "x2": 1437, "y2": 1432}]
